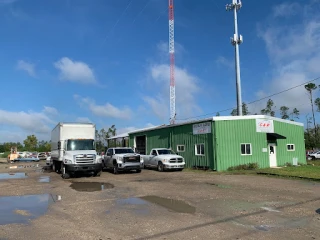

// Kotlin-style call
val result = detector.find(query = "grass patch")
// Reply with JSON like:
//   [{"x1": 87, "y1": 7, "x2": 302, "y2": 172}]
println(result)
[
  {"x1": 183, "y1": 160, "x2": 320, "y2": 181},
  {"x1": 257, "y1": 165, "x2": 320, "y2": 180}
]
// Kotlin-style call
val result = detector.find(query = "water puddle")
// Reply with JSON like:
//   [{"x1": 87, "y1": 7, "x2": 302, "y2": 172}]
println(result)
[
  {"x1": 0, "y1": 172, "x2": 27, "y2": 180},
  {"x1": 38, "y1": 176, "x2": 50, "y2": 183},
  {"x1": 0, "y1": 194, "x2": 53, "y2": 225},
  {"x1": 115, "y1": 197, "x2": 150, "y2": 216},
  {"x1": 69, "y1": 182, "x2": 114, "y2": 192},
  {"x1": 140, "y1": 195, "x2": 196, "y2": 214}
]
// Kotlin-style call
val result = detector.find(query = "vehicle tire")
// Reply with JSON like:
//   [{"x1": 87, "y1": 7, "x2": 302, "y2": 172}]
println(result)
[
  {"x1": 62, "y1": 172, "x2": 70, "y2": 179},
  {"x1": 61, "y1": 163, "x2": 70, "y2": 179},
  {"x1": 312, "y1": 156, "x2": 316, "y2": 160},
  {"x1": 136, "y1": 169, "x2": 141, "y2": 173},
  {"x1": 177, "y1": 169, "x2": 183, "y2": 171},
  {"x1": 157, "y1": 162, "x2": 164, "y2": 172},
  {"x1": 94, "y1": 171, "x2": 101, "y2": 177},
  {"x1": 113, "y1": 164, "x2": 119, "y2": 174}
]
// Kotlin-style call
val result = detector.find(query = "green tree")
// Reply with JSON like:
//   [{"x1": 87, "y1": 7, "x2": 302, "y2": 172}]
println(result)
[
  {"x1": 231, "y1": 102, "x2": 250, "y2": 116},
  {"x1": 305, "y1": 83, "x2": 317, "y2": 135},
  {"x1": 37, "y1": 141, "x2": 51, "y2": 152},
  {"x1": 280, "y1": 106, "x2": 289, "y2": 119},
  {"x1": 290, "y1": 108, "x2": 299, "y2": 121},
  {"x1": 24, "y1": 135, "x2": 38, "y2": 151},
  {"x1": 261, "y1": 99, "x2": 275, "y2": 116}
]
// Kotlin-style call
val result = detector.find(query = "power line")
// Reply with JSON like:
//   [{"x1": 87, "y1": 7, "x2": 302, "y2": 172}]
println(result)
[
  {"x1": 100, "y1": 0, "x2": 134, "y2": 47},
  {"x1": 176, "y1": 75, "x2": 320, "y2": 121}
]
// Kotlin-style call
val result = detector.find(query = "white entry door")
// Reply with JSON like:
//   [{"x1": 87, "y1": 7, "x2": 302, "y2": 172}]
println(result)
[{"x1": 268, "y1": 144, "x2": 277, "y2": 167}]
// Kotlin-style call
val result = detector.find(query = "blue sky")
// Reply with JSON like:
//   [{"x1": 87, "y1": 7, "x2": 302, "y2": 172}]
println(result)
[{"x1": 0, "y1": 0, "x2": 319, "y2": 142}]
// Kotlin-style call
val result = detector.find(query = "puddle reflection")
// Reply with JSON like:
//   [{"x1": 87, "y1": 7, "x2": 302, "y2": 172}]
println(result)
[{"x1": 0, "y1": 194, "x2": 53, "y2": 225}]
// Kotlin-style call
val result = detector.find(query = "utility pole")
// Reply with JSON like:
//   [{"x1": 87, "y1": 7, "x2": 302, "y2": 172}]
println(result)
[{"x1": 226, "y1": 0, "x2": 243, "y2": 116}]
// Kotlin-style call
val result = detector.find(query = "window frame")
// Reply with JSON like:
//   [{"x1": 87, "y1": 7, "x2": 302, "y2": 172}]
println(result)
[
  {"x1": 240, "y1": 143, "x2": 252, "y2": 156},
  {"x1": 176, "y1": 145, "x2": 185, "y2": 152},
  {"x1": 286, "y1": 144, "x2": 295, "y2": 151},
  {"x1": 195, "y1": 143, "x2": 205, "y2": 156}
]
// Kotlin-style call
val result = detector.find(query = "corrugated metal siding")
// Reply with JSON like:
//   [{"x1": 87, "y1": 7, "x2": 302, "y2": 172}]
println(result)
[
  {"x1": 273, "y1": 121, "x2": 306, "y2": 165},
  {"x1": 214, "y1": 119, "x2": 269, "y2": 171},
  {"x1": 129, "y1": 122, "x2": 214, "y2": 169}
]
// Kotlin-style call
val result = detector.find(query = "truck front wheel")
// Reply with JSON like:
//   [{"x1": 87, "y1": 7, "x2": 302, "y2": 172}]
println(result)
[
  {"x1": 113, "y1": 164, "x2": 119, "y2": 174},
  {"x1": 61, "y1": 163, "x2": 70, "y2": 179},
  {"x1": 157, "y1": 162, "x2": 164, "y2": 172}
]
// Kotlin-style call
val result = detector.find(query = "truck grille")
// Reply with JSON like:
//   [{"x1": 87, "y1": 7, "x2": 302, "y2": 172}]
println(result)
[
  {"x1": 123, "y1": 156, "x2": 140, "y2": 163},
  {"x1": 75, "y1": 154, "x2": 95, "y2": 164},
  {"x1": 169, "y1": 158, "x2": 183, "y2": 163}
]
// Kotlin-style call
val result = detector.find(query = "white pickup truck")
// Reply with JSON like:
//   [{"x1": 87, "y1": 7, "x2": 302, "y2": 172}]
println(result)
[
  {"x1": 142, "y1": 148, "x2": 185, "y2": 172},
  {"x1": 103, "y1": 147, "x2": 143, "y2": 174},
  {"x1": 307, "y1": 151, "x2": 320, "y2": 160}
]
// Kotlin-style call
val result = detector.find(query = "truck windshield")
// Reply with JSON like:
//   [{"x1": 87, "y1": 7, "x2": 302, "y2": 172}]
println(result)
[
  {"x1": 157, "y1": 149, "x2": 175, "y2": 155},
  {"x1": 67, "y1": 139, "x2": 95, "y2": 151},
  {"x1": 115, "y1": 148, "x2": 134, "y2": 154}
]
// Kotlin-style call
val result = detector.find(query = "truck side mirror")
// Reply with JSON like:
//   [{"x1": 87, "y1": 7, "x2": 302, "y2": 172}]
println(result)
[{"x1": 58, "y1": 141, "x2": 61, "y2": 150}]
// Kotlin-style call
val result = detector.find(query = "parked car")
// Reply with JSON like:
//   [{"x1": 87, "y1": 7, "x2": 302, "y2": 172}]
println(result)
[
  {"x1": 103, "y1": 147, "x2": 143, "y2": 174},
  {"x1": 37, "y1": 152, "x2": 47, "y2": 160},
  {"x1": 141, "y1": 148, "x2": 185, "y2": 171}
]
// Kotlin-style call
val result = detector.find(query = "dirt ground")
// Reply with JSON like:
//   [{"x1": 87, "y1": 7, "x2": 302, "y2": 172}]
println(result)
[{"x1": 0, "y1": 159, "x2": 319, "y2": 240}]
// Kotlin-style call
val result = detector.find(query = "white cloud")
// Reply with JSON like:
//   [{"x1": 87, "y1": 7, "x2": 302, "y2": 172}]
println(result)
[
  {"x1": 43, "y1": 106, "x2": 58, "y2": 115},
  {"x1": 254, "y1": 0, "x2": 320, "y2": 115},
  {"x1": 74, "y1": 95, "x2": 132, "y2": 120},
  {"x1": 0, "y1": 106, "x2": 58, "y2": 142},
  {"x1": 17, "y1": 60, "x2": 36, "y2": 77},
  {"x1": 143, "y1": 64, "x2": 202, "y2": 121},
  {"x1": 273, "y1": 2, "x2": 300, "y2": 18},
  {"x1": 54, "y1": 57, "x2": 97, "y2": 84},
  {"x1": 216, "y1": 56, "x2": 233, "y2": 70},
  {"x1": 76, "y1": 117, "x2": 91, "y2": 123}
]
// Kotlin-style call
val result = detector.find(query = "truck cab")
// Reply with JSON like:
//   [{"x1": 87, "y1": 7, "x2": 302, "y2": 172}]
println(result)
[
  {"x1": 142, "y1": 148, "x2": 185, "y2": 171},
  {"x1": 103, "y1": 147, "x2": 143, "y2": 174}
]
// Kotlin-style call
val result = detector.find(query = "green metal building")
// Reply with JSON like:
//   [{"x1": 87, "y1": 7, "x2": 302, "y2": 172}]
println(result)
[{"x1": 127, "y1": 115, "x2": 306, "y2": 171}]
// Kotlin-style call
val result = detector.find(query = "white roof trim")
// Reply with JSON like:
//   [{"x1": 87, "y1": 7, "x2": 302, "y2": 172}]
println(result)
[
  {"x1": 212, "y1": 115, "x2": 304, "y2": 126},
  {"x1": 107, "y1": 133, "x2": 129, "y2": 140},
  {"x1": 128, "y1": 118, "x2": 213, "y2": 134}
]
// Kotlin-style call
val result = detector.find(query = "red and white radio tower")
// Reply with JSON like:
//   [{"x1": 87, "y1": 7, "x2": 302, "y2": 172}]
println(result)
[{"x1": 169, "y1": 0, "x2": 176, "y2": 124}]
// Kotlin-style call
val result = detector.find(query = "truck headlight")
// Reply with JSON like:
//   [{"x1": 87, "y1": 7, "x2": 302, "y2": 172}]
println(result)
[
  {"x1": 65, "y1": 159, "x2": 72, "y2": 164},
  {"x1": 117, "y1": 157, "x2": 123, "y2": 163}
]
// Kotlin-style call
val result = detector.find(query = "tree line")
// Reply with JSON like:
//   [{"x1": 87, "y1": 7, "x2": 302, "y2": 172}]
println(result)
[{"x1": 0, "y1": 135, "x2": 51, "y2": 153}]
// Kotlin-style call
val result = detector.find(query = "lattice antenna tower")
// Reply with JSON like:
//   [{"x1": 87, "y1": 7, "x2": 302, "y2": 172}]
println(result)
[
  {"x1": 226, "y1": 0, "x2": 243, "y2": 116},
  {"x1": 169, "y1": 0, "x2": 176, "y2": 124}
]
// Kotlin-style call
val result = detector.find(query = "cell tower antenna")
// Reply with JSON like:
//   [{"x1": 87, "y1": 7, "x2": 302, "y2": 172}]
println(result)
[
  {"x1": 226, "y1": 0, "x2": 243, "y2": 116},
  {"x1": 169, "y1": 0, "x2": 176, "y2": 124}
]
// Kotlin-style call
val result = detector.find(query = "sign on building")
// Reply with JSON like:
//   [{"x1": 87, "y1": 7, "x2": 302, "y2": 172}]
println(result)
[
  {"x1": 256, "y1": 119, "x2": 274, "y2": 133},
  {"x1": 193, "y1": 122, "x2": 211, "y2": 135}
]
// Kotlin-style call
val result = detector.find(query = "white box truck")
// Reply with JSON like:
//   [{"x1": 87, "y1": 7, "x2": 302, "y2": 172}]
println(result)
[{"x1": 51, "y1": 122, "x2": 102, "y2": 179}]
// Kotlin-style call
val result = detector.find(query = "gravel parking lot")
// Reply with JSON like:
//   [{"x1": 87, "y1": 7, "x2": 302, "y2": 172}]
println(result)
[{"x1": 0, "y1": 159, "x2": 319, "y2": 240}]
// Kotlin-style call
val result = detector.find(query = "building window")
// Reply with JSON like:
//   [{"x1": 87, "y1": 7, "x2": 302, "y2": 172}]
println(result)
[
  {"x1": 195, "y1": 144, "x2": 205, "y2": 156},
  {"x1": 287, "y1": 144, "x2": 295, "y2": 151},
  {"x1": 177, "y1": 145, "x2": 185, "y2": 152},
  {"x1": 241, "y1": 143, "x2": 252, "y2": 155}
]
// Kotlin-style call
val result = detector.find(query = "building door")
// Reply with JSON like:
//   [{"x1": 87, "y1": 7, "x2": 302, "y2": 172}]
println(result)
[{"x1": 268, "y1": 143, "x2": 277, "y2": 167}]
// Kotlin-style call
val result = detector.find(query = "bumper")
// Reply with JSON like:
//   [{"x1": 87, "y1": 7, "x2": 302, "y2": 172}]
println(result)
[
  {"x1": 164, "y1": 164, "x2": 185, "y2": 169},
  {"x1": 65, "y1": 163, "x2": 102, "y2": 172},
  {"x1": 118, "y1": 163, "x2": 143, "y2": 171}
]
